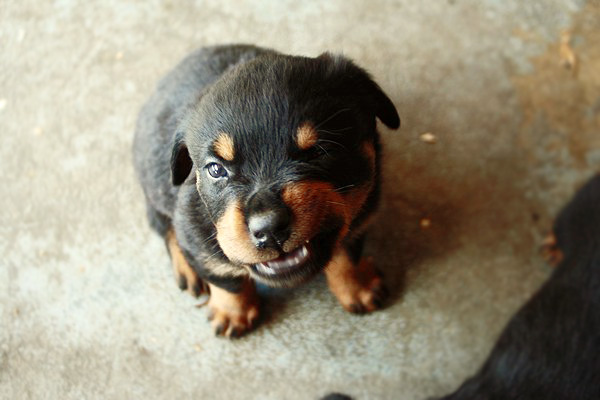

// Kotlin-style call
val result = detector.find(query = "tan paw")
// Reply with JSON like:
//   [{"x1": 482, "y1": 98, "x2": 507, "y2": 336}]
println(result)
[
  {"x1": 207, "y1": 280, "x2": 260, "y2": 338},
  {"x1": 540, "y1": 232, "x2": 563, "y2": 267},
  {"x1": 166, "y1": 228, "x2": 207, "y2": 297},
  {"x1": 325, "y1": 249, "x2": 388, "y2": 314}
]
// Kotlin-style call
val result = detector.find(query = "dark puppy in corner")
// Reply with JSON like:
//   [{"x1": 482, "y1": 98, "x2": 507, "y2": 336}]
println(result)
[
  {"x1": 436, "y1": 175, "x2": 600, "y2": 400},
  {"x1": 133, "y1": 45, "x2": 400, "y2": 337},
  {"x1": 323, "y1": 175, "x2": 600, "y2": 400}
]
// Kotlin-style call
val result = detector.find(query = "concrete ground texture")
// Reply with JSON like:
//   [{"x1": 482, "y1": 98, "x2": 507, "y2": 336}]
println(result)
[{"x1": 1, "y1": 0, "x2": 599, "y2": 399}]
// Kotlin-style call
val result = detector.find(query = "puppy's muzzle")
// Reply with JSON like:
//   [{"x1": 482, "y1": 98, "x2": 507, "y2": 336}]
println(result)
[{"x1": 246, "y1": 191, "x2": 291, "y2": 250}]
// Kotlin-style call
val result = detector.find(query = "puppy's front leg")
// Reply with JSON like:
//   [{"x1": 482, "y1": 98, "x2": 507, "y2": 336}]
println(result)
[
  {"x1": 325, "y1": 245, "x2": 387, "y2": 314},
  {"x1": 207, "y1": 278, "x2": 260, "y2": 338},
  {"x1": 166, "y1": 227, "x2": 206, "y2": 297}
]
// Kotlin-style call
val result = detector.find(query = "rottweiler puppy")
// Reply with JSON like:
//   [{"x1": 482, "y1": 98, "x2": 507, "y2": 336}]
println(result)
[
  {"x1": 133, "y1": 45, "x2": 400, "y2": 337},
  {"x1": 436, "y1": 174, "x2": 600, "y2": 400}
]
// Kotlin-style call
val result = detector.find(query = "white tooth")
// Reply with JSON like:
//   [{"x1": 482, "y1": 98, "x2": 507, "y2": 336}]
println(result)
[
  {"x1": 258, "y1": 263, "x2": 276, "y2": 275},
  {"x1": 301, "y1": 246, "x2": 308, "y2": 257},
  {"x1": 260, "y1": 244, "x2": 311, "y2": 273}
]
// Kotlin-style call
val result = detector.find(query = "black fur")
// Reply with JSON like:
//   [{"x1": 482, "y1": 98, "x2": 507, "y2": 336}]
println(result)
[
  {"x1": 437, "y1": 175, "x2": 600, "y2": 400},
  {"x1": 133, "y1": 45, "x2": 399, "y2": 292}
]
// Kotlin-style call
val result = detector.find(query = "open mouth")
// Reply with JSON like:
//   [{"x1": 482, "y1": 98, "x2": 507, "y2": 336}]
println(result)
[
  {"x1": 254, "y1": 242, "x2": 311, "y2": 276},
  {"x1": 247, "y1": 219, "x2": 343, "y2": 287}
]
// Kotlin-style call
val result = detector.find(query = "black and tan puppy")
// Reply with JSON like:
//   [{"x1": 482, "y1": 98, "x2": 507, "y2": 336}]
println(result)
[
  {"x1": 133, "y1": 45, "x2": 400, "y2": 337},
  {"x1": 437, "y1": 175, "x2": 600, "y2": 400}
]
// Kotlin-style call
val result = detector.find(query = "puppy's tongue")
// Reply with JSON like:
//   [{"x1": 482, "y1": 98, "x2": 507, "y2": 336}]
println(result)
[{"x1": 256, "y1": 244, "x2": 310, "y2": 275}]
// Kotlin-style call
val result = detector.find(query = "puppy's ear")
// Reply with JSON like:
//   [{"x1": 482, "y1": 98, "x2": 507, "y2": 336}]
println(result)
[
  {"x1": 170, "y1": 131, "x2": 193, "y2": 186},
  {"x1": 367, "y1": 80, "x2": 400, "y2": 130},
  {"x1": 317, "y1": 53, "x2": 401, "y2": 130}
]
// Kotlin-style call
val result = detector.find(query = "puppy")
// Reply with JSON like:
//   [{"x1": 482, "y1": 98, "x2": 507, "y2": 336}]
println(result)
[
  {"x1": 322, "y1": 175, "x2": 600, "y2": 399},
  {"x1": 133, "y1": 45, "x2": 400, "y2": 337},
  {"x1": 436, "y1": 175, "x2": 600, "y2": 400}
]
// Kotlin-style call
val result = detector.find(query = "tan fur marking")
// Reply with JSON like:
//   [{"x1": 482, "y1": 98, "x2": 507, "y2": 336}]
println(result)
[
  {"x1": 166, "y1": 228, "x2": 206, "y2": 297},
  {"x1": 207, "y1": 279, "x2": 259, "y2": 337},
  {"x1": 296, "y1": 122, "x2": 318, "y2": 150},
  {"x1": 325, "y1": 246, "x2": 384, "y2": 313},
  {"x1": 204, "y1": 258, "x2": 250, "y2": 278},
  {"x1": 213, "y1": 132, "x2": 235, "y2": 161},
  {"x1": 216, "y1": 200, "x2": 278, "y2": 264},
  {"x1": 541, "y1": 232, "x2": 564, "y2": 267},
  {"x1": 281, "y1": 180, "x2": 374, "y2": 253},
  {"x1": 281, "y1": 181, "x2": 346, "y2": 253}
]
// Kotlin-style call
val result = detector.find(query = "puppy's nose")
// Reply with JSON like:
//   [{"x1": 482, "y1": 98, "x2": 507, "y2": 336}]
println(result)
[{"x1": 248, "y1": 208, "x2": 291, "y2": 249}]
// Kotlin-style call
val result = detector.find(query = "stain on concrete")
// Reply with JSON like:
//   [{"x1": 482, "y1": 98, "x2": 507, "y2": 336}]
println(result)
[{"x1": 512, "y1": 3, "x2": 600, "y2": 170}]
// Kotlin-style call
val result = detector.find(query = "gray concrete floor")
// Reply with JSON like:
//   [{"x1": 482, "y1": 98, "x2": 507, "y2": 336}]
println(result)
[{"x1": 1, "y1": 1, "x2": 599, "y2": 399}]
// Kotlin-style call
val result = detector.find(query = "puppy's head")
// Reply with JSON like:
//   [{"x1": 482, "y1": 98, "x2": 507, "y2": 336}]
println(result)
[{"x1": 171, "y1": 52, "x2": 400, "y2": 287}]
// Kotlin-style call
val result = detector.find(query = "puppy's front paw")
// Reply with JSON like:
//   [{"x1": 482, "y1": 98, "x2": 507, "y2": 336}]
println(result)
[
  {"x1": 207, "y1": 280, "x2": 260, "y2": 338},
  {"x1": 326, "y1": 250, "x2": 388, "y2": 314},
  {"x1": 347, "y1": 258, "x2": 388, "y2": 314}
]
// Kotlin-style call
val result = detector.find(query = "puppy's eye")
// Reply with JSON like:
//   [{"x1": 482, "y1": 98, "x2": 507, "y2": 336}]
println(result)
[{"x1": 206, "y1": 163, "x2": 228, "y2": 179}]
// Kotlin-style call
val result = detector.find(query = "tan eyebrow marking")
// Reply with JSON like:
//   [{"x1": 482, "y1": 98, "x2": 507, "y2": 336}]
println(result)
[
  {"x1": 213, "y1": 132, "x2": 235, "y2": 161},
  {"x1": 296, "y1": 122, "x2": 318, "y2": 150}
]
